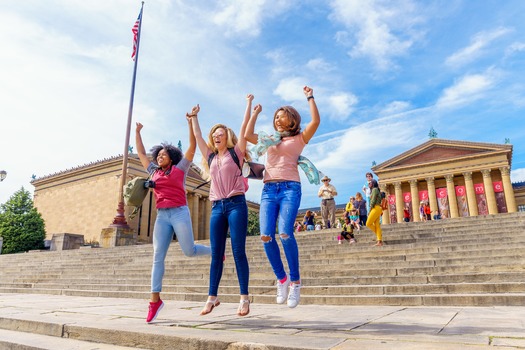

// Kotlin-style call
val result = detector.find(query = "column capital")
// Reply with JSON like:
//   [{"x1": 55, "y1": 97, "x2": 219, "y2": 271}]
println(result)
[
  {"x1": 394, "y1": 182, "x2": 402, "y2": 190},
  {"x1": 408, "y1": 179, "x2": 418, "y2": 186},
  {"x1": 425, "y1": 177, "x2": 435, "y2": 185},
  {"x1": 481, "y1": 169, "x2": 492, "y2": 177},
  {"x1": 499, "y1": 166, "x2": 511, "y2": 176},
  {"x1": 462, "y1": 171, "x2": 473, "y2": 181},
  {"x1": 379, "y1": 184, "x2": 387, "y2": 192},
  {"x1": 444, "y1": 174, "x2": 454, "y2": 183}
]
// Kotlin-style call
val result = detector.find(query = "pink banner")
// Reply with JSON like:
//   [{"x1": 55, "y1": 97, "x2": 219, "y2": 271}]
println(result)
[
  {"x1": 388, "y1": 195, "x2": 397, "y2": 223},
  {"x1": 455, "y1": 185, "x2": 466, "y2": 197},
  {"x1": 403, "y1": 192, "x2": 411, "y2": 203},
  {"x1": 435, "y1": 187, "x2": 447, "y2": 199},
  {"x1": 419, "y1": 190, "x2": 428, "y2": 201},
  {"x1": 474, "y1": 183, "x2": 485, "y2": 195},
  {"x1": 455, "y1": 185, "x2": 469, "y2": 217},
  {"x1": 474, "y1": 183, "x2": 488, "y2": 215},
  {"x1": 435, "y1": 187, "x2": 449, "y2": 218},
  {"x1": 493, "y1": 181, "x2": 503, "y2": 193}
]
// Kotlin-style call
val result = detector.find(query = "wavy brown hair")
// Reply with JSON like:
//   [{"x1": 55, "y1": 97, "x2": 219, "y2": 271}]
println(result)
[{"x1": 273, "y1": 106, "x2": 301, "y2": 136}]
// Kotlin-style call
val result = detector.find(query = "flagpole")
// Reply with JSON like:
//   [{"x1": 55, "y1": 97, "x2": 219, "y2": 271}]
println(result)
[{"x1": 111, "y1": 1, "x2": 144, "y2": 227}]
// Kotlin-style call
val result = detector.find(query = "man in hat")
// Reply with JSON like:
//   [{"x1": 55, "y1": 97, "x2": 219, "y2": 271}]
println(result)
[{"x1": 318, "y1": 175, "x2": 338, "y2": 228}]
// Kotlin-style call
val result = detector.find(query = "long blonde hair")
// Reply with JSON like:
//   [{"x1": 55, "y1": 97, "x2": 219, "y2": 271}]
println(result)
[{"x1": 200, "y1": 124, "x2": 251, "y2": 179}]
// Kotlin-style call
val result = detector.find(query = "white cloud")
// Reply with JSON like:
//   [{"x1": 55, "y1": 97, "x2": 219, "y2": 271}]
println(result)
[
  {"x1": 504, "y1": 42, "x2": 525, "y2": 59},
  {"x1": 445, "y1": 27, "x2": 511, "y2": 67},
  {"x1": 306, "y1": 58, "x2": 334, "y2": 72},
  {"x1": 273, "y1": 77, "x2": 307, "y2": 101},
  {"x1": 329, "y1": 0, "x2": 423, "y2": 70},
  {"x1": 326, "y1": 92, "x2": 359, "y2": 120},
  {"x1": 436, "y1": 72, "x2": 496, "y2": 109},
  {"x1": 511, "y1": 168, "x2": 525, "y2": 183}
]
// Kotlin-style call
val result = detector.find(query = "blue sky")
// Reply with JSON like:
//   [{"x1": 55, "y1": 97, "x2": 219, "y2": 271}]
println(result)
[{"x1": 1, "y1": 0, "x2": 525, "y2": 210}]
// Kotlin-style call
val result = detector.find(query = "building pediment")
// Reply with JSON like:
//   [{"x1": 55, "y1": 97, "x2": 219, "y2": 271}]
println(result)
[{"x1": 373, "y1": 139, "x2": 512, "y2": 172}]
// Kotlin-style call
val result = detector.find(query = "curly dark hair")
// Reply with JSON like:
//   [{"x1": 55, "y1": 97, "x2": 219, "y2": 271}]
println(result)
[{"x1": 150, "y1": 142, "x2": 183, "y2": 167}]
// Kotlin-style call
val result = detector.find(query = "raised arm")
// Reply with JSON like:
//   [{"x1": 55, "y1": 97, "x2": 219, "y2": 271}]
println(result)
[
  {"x1": 187, "y1": 104, "x2": 211, "y2": 160},
  {"x1": 301, "y1": 86, "x2": 320, "y2": 144},
  {"x1": 237, "y1": 94, "x2": 253, "y2": 153},
  {"x1": 135, "y1": 122, "x2": 151, "y2": 170},
  {"x1": 245, "y1": 103, "x2": 262, "y2": 145},
  {"x1": 184, "y1": 115, "x2": 197, "y2": 162}
]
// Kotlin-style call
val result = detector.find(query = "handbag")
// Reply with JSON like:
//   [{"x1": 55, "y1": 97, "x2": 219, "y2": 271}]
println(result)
[
  {"x1": 242, "y1": 161, "x2": 265, "y2": 180},
  {"x1": 123, "y1": 176, "x2": 151, "y2": 219}
]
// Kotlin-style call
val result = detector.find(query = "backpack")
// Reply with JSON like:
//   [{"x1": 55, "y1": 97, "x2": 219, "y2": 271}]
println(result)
[
  {"x1": 208, "y1": 148, "x2": 250, "y2": 191},
  {"x1": 208, "y1": 148, "x2": 264, "y2": 180},
  {"x1": 380, "y1": 192, "x2": 388, "y2": 210}
]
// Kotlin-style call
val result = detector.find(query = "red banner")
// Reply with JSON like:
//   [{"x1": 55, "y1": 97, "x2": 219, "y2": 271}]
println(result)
[
  {"x1": 418, "y1": 190, "x2": 428, "y2": 201},
  {"x1": 403, "y1": 192, "x2": 411, "y2": 203},
  {"x1": 455, "y1": 185, "x2": 466, "y2": 197},
  {"x1": 435, "y1": 187, "x2": 447, "y2": 199},
  {"x1": 388, "y1": 195, "x2": 396, "y2": 205},
  {"x1": 493, "y1": 181, "x2": 503, "y2": 193},
  {"x1": 474, "y1": 183, "x2": 485, "y2": 194}
]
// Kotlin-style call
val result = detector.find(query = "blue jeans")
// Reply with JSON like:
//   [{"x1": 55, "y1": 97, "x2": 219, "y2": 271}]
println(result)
[
  {"x1": 259, "y1": 181, "x2": 302, "y2": 282},
  {"x1": 209, "y1": 195, "x2": 249, "y2": 296},
  {"x1": 151, "y1": 206, "x2": 211, "y2": 293}
]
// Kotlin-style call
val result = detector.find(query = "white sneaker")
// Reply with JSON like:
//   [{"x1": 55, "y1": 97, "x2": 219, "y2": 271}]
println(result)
[
  {"x1": 276, "y1": 276, "x2": 290, "y2": 304},
  {"x1": 287, "y1": 283, "x2": 301, "y2": 308}
]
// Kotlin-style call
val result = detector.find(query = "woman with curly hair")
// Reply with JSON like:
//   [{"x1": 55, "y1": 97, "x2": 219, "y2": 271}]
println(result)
[
  {"x1": 187, "y1": 95, "x2": 253, "y2": 317},
  {"x1": 135, "y1": 113, "x2": 211, "y2": 324}
]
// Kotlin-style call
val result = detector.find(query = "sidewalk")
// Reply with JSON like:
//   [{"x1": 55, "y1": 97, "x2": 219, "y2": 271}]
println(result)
[{"x1": 1, "y1": 293, "x2": 525, "y2": 349}]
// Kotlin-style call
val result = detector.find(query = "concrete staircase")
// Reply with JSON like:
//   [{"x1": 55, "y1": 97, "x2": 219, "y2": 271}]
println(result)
[{"x1": 1, "y1": 212, "x2": 524, "y2": 306}]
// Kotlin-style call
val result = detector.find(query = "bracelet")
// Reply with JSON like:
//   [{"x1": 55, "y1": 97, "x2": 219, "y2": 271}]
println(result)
[{"x1": 307, "y1": 96, "x2": 314, "y2": 101}]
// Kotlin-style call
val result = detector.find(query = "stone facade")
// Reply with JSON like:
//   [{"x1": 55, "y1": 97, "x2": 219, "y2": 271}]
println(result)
[
  {"x1": 31, "y1": 155, "x2": 212, "y2": 244},
  {"x1": 371, "y1": 139, "x2": 517, "y2": 223}
]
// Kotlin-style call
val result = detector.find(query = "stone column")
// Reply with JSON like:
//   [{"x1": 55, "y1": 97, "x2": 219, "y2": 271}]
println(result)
[
  {"x1": 409, "y1": 180, "x2": 420, "y2": 222},
  {"x1": 380, "y1": 184, "x2": 390, "y2": 225},
  {"x1": 463, "y1": 171, "x2": 478, "y2": 216},
  {"x1": 500, "y1": 166, "x2": 517, "y2": 213},
  {"x1": 481, "y1": 169, "x2": 498, "y2": 215},
  {"x1": 191, "y1": 193, "x2": 200, "y2": 240},
  {"x1": 444, "y1": 174, "x2": 459, "y2": 218},
  {"x1": 394, "y1": 182, "x2": 403, "y2": 224},
  {"x1": 426, "y1": 177, "x2": 438, "y2": 216}
]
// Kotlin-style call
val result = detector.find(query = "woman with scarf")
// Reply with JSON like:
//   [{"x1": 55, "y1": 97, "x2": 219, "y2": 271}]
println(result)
[{"x1": 245, "y1": 85, "x2": 320, "y2": 308}]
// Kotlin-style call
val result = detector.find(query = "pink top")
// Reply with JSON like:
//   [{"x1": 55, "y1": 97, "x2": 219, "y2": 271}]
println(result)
[
  {"x1": 264, "y1": 133, "x2": 306, "y2": 183},
  {"x1": 208, "y1": 145, "x2": 246, "y2": 201},
  {"x1": 149, "y1": 158, "x2": 190, "y2": 209}
]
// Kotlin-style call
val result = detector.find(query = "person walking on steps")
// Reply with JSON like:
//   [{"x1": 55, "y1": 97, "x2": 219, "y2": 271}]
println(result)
[
  {"x1": 366, "y1": 179, "x2": 384, "y2": 247},
  {"x1": 135, "y1": 115, "x2": 211, "y2": 324}
]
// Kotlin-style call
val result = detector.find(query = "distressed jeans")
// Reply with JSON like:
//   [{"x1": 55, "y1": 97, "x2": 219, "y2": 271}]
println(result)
[
  {"x1": 259, "y1": 181, "x2": 302, "y2": 282},
  {"x1": 151, "y1": 206, "x2": 211, "y2": 293}
]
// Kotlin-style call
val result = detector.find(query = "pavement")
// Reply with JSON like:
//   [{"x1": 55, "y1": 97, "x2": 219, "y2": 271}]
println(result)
[{"x1": 1, "y1": 293, "x2": 525, "y2": 350}]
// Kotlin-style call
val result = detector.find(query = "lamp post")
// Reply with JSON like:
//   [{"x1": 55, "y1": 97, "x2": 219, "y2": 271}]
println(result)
[{"x1": 0, "y1": 170, "x2": 6, "y2": 182}]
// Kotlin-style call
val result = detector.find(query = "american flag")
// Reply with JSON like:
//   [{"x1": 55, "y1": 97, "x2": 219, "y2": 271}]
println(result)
[{"x1": 131, "y1": 10, "x2": 142, "y2": 61}]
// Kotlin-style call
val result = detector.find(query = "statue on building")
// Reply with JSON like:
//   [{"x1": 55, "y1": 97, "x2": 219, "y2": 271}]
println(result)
[{"x1": 428, "y1": 127, "x2": 438, "y2": 139}]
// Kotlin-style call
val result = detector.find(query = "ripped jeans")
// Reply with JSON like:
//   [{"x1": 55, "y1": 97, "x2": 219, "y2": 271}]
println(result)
[{"x1": 259, "y1": 181, "x2": 302, "y2": 282}]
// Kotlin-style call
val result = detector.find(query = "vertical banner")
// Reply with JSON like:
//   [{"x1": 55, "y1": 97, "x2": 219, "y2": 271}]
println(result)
[
  {"x1": 474, "y1": 183, "x2": 489, "y2": 215},
  {"x1": 388, "y1": 195, "x2": 397, "y2": 223},
  {"x1": 418, "y1": 190, "x2": 428, "y2": 202},
  {"x1": 435, "y1": 187, "x2": 449, "y2": 218},
  {"x1": 403, "y1": 192, "x2": 412, "y2": 221},
  {"x1": 455, "y1": 185, "x2": 469, "y2": 217},
  {"x1": 493, "y1": 181, "x2": 507, "y2": 213}
]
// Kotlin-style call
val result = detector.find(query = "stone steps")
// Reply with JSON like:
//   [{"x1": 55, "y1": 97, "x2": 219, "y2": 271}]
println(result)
[{"x1": 0, "y1": 212, "x2": 524, "y2": 306}]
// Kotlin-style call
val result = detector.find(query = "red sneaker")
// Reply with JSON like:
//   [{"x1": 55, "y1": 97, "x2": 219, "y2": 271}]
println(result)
[{"x1": 146, "y1": 299, "x2": 164, "y2": 323}]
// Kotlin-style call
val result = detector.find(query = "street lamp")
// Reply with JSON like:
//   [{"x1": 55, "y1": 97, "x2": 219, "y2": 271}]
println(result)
[{"x1": 0, "y1": 170, "x2": 6, "y2": 182}]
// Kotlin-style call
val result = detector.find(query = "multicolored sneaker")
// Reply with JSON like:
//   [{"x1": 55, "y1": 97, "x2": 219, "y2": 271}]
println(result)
[{"x1": 146, "y1": 299, "x2": 164, "y2": 323}]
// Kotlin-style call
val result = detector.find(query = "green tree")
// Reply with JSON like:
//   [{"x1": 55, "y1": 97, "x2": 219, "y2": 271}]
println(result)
[
  {"x1": 247, "y1": 210, "x2": 260, "y2": 236},
  {"x1": 0, "y1": 187, "x2": 46, "y2": 254}
]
